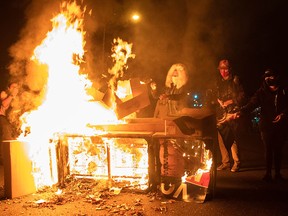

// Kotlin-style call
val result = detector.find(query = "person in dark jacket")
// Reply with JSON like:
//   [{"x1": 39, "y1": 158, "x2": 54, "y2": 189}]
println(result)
[
  {"x1": 215, "y1": 59, "x2": 246, "y2": 172},
  {"x1": 240, "y1": 69, "x2": 288, "y2": 182},
  {"x1": 154, "y1": 63, "x2": 189, "y2": 118}
]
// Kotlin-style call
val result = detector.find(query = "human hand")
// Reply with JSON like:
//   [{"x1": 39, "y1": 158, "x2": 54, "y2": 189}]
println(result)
[
  {"x1": 227, "y1": 112, "x2": 240, "y2": 121},
  {"x1": 1, "y1": 91, "x2": 8, "y2": 99},
  {"x1": 273, "y1": 113, "x2": 284, "y2": 123},
  {"x1": 150, "y1": 81, "x2": 157, "y2": 91},
  {"x1": 217, "y1": 99, "x2": 225, "y2": 108}
]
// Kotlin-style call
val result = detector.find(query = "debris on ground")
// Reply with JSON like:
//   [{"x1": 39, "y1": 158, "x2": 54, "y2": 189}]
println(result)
[{"x1": 1, "y1": 175, "x2": 177, "y2": 214}]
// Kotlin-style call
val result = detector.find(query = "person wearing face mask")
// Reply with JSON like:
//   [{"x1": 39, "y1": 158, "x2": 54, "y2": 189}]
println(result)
[
  {"x1": 154, "y1": 63, "x2": 189, "y2": 118},
  {"x1": 238, "y1": 69, "x2": 288, "y2": 182},
  {"x1": 215, "y1": 59, "x2": 246, "y2": 173}
]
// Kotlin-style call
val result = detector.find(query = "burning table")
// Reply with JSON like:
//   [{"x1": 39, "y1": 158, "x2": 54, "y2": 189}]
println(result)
[{"x1": 52, "y1": 106, "x2": 216, "y2": 203}]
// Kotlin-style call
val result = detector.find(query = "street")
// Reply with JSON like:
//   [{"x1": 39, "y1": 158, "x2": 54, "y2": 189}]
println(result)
[{"x1": 1, "y1": 130, "x2": 288, "y2": 216}]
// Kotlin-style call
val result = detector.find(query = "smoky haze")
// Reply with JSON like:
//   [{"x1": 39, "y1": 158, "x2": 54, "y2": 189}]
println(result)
[
  {"x1": 7, "y1": 0, "x2": 232, "y2": 94},
  {"x1": 6, "y1": 0, "x2": 285, "y2": 118}
]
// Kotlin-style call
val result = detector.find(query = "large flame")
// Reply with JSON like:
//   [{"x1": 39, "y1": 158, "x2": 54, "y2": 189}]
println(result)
[
  {"x1": 20, "y1": 2, "x2": 119, "y2": 139},
  {"x1": 17, "y1": 2, "x2": 137, "y2": 189}
]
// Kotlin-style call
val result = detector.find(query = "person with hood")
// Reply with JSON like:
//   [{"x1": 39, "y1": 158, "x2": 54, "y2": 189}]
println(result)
[
  {"x1": 239, "y1": 69, "x2": 288, "y2": 182},
  {"x1": 154, "y1": 63, "x2": 189, "y2": 118}
]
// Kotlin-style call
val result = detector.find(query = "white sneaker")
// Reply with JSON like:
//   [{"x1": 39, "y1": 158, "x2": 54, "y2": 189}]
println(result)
[{"x1": 231, "y1": 164, "x2": 240, "y2": 172}]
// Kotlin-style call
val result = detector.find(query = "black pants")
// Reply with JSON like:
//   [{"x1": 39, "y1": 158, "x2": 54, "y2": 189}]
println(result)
[{"x1": 261, "y1": 128, "x2": 287, "y2": 176}]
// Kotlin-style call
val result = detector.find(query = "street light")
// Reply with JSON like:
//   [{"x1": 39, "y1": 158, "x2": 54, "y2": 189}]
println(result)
[
  {"x1": 131, "y1": 13, "x2": 140, "y2": 23},
  {"x1": 102, "y1": 12, "x2": 141, "y2": 70}
]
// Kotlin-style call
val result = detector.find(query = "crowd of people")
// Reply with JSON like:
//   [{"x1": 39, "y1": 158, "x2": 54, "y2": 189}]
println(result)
[
  {"x1": 1, "y1": 59, "x2": 288, "y2": 183},
  {"x1": 145, "y1": 60, "x2": 288, "y2": 183}
]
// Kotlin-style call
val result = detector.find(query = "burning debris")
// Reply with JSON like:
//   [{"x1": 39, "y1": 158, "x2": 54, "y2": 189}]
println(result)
[
  {"x1": 7, "y1": 0, "x2": 139, "y2": 191},
  {"x1": 56, "y1": 136, "x2": 149, "y2": 190},
  {"x1": 25, "y1": 177, "x2": 113, "y2": 207},
  {"x1": 2, "y1": 0, "x2": 216, "y2": 207},
  {"x1": 2, "y1": 176, "x2": 171, "y2": 215}
]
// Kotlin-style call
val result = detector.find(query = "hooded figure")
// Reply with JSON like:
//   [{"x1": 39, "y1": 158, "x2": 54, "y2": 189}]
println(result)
[{"x1": 240, "y1": 69, "x2": 288, "y2": 182}]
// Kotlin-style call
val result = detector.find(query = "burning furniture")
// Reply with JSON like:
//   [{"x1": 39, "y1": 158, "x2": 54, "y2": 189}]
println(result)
[
  {"x1": 54, "y1": 104, "x2": 216, "y2": 203},
  {"x1": 1, "y1": 77, "x2": 216, "y2": 203},
  {"x1": 1, "y1": 1, "x2": 216, "y2": 203}
]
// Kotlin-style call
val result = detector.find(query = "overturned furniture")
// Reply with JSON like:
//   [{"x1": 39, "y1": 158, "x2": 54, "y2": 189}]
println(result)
[{"x1": 55, "y1": 105, "x2": 216, "y2": 203}]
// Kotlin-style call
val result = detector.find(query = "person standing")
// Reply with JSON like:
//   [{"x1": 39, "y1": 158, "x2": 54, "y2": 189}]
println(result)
[
  {"x1": 153, "y1": 63, "x2": 189, "y2": 191},
  {"x1": 239, "y1": 69, "x2": 288, "y2": 182},
  {"x1": 215, "y1": 59, "x2": 246, "y2": 172},
  {"x1": 0, "y1": 82, "x2": 19, "y2": 141},
  {"x1": 154, "y1": 63, "x2": 189, "y2": 118}
]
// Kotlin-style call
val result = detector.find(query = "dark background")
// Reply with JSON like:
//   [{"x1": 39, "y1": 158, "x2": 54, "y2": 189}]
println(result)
[{"x1": 1, "y1": 0, "x2": 287, "y2": 96}]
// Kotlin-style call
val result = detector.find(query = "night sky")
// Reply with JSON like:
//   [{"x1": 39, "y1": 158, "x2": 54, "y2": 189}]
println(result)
[{"x1": 1, "y1": 0, "x2": 287, "y2": 96}]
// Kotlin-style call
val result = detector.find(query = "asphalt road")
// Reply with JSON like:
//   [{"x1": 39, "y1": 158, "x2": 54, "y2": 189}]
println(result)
[{"x1": 1, "y1": 130, "x2": 288, "y2": 215}]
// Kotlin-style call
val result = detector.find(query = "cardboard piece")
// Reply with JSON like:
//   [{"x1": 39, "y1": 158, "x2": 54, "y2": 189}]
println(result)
[
  {"x1": 100, "y1": 78, "x2": 151, "y2": 119},
  {"x1": 116, "y1": 78, "x2": 150, "y2": 119},
  {"x1": 116, "y1": 93, "x2": 150, "y2": 119}
]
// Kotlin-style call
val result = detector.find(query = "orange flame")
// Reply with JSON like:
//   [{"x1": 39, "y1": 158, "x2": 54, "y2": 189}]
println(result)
[
  {"x1": 15, "y1": 0, "x2": 145, "y2": 190},
  {"x1": 107, "y1": 38, "x2": 135, "y2": 109},
  {"x1": 17, "y1": 2, "x2": 134, "y2": 189}
]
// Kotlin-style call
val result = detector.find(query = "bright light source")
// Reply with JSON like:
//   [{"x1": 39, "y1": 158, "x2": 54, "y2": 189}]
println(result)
[{"x1": 131, "y1": 13, "x2": 140, "y2": 22}]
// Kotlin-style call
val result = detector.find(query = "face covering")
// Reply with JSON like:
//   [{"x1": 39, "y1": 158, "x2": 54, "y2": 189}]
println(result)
[
  {"x1": 172, "y1": 76, "x2": 179, "y2": 85},
  {"x1": 265, "y1": 77, "x2": 278, "y2": 87}
]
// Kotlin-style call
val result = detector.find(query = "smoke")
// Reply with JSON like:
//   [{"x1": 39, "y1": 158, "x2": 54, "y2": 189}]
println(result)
[
  {"x1": 8, "y1": 0, "x2": 58, "y2": 83},
  {"x1": 8, "y1": 0, "x2": 234, "y2": 90},
  {"x1": 7, "y1": 0, "x2": 60, "y2": 128},
  {"x1": 129, "y1": 0, "x2": 220, "y2": 91},
  {"x1": 115, "y1": 0, "x2": 223, "y2": 92},
  {"x1": 6, "y1": 0, "x2": 238, "y2": 128}
]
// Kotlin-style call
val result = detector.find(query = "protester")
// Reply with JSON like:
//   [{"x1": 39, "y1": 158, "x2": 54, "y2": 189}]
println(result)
[
  {"x1": 0, "y1": 82, "x2": 19, "y2": 141},
  {"x1": 215, "y1": 59, "x2": 246, "y2": 172},
  {"x1": 239, "y1": 69, "x2": 288, "y2": 182},
  {"x1": 154, "y1": 63, "x2": 189, "y2": 118}
]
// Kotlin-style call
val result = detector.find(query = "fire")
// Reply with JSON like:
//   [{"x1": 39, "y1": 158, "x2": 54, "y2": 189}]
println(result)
[
  {"x1": 20, "y1": 2, "x2": 118, "y2": 139},
  {"x1": 16, "y1": 2, "x2": 139, "y2": 189},
  {"x1": 184, "y1": 143, "x2": 213, "y2": 188},
  {"x1": 107, "y1": 38, "x2": 135, "y2": 109}
]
